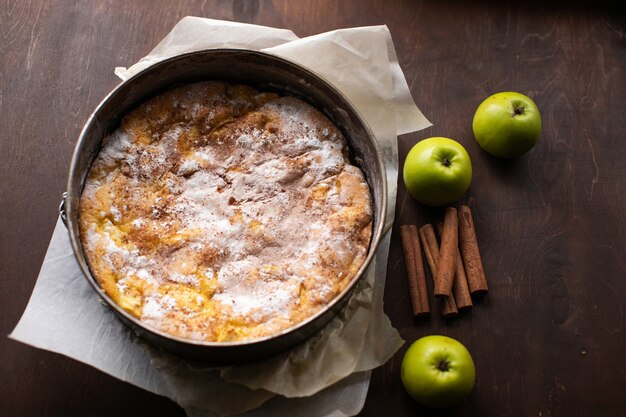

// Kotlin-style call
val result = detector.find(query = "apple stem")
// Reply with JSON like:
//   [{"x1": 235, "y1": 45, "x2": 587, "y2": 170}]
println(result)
[
  {"x1": 438, "y1": 359, "x2": 450, "y2": 372},
  {"x1": 513, "y1": 106, "x2": 525, "y2": 116}
]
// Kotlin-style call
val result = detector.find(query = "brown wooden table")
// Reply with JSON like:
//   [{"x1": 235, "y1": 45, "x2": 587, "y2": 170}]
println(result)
[{"x1": 2, "y1": 1, "x2": 624, "y2": 415}]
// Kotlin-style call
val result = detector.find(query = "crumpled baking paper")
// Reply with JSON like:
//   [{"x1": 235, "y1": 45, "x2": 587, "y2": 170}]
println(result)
[{"x1": 10, "y1": 17, "x2": 431, "y2": 417}]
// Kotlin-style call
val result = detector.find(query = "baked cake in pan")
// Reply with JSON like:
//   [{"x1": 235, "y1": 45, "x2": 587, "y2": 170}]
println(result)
[{"x1": 79, "y1": 81, "x2": 372, "y2": 342}]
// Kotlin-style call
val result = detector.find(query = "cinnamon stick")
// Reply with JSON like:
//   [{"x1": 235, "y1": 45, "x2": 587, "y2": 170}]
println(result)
[
  {"x1": 419, "y1": 224, "x2": 458, "y2": 317},
  {"x1": 399, "y1": 225, "x2": 430, "y2": 316},
  {"x1": 458, "y1": 205, "x2": 488, "y2": 296},
  {"x1": 434, "y1": 207, "x2": 458, "y2": 297},
  {"x1": 437, "y1": 222, "x2": 473, "y2": 310},
  {"x1": 419, "y1": 224, "x2": 438, "y2": 277},
  {"x1": 409, "y1": 225, "x2": 430, "y2": 315}
]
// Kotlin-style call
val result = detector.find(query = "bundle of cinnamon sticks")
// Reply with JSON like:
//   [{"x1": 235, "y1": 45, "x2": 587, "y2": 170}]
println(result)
[{"x1": 400, "y1": 205, "x2": 488, "y2": 318}]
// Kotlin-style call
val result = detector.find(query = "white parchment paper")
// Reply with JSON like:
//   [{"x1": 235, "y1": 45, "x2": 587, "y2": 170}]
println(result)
[{"x1": 11, "y1": 17, "x2": 431, "y2": 417}]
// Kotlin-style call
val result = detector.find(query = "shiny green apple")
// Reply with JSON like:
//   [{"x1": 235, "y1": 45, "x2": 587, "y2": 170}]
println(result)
[
  {"x1": 401, "y1": 335, "x2": 476, "y2": 408},
  {"x1": 472, "y1": 91, "x2": 541, "y2": 158},
  {"x1": 403, "y1": 137, "x2": 472, "y2": 207}
]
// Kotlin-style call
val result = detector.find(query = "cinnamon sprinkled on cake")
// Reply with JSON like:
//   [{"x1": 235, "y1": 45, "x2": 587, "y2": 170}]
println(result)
[{"x1": 79, "y1": 81, "x2": 372, "y2": 342}]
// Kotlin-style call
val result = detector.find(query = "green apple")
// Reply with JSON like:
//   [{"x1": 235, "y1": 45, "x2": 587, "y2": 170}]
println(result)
[
  {"x1": 401, "y1": 335, "x2": 476, "y2": 408},
  {"x1": 403, "y1": 137, "x2": 472, "y2": 207},
  {"x1": 472, "y1": 91, "x2": 541, "y2": 158}
]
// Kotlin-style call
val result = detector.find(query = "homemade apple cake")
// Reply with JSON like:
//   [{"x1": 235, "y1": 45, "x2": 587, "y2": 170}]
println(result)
[{"x1": 79, "y1": 81, "x2": 372, "y2": 342}]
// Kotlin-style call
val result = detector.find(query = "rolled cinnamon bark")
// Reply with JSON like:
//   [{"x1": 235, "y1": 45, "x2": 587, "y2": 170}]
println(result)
[
  {"x1": 439, "y1": 292, "x2": 459, "y2": 318},
  {"x1": 419, "y1": 224, "x2": 438, "y2": 276},
  {"x1": 437, "y1": 222, "x2": 473, "y2": 310},
  {"x1": 409, "y1": 225, "x2": 430, "y2": 315},
  {"x1": 419, "y1": 224, "x2": 458, "y2": 317},
  {"x1": 434, "y1": 207, "x2": 457, "y2": 297},
  {"x1": 458, "y1": 205, "x2": 488, "y2": 296},
  {"x1": 399, "y1": 225, "x2": 430, "y2": 316}
]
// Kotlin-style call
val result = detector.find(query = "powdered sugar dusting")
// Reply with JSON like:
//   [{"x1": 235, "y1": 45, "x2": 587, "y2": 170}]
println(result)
[
  {"x1": 79, "y1": 82, "x2": 372, "y2": 342},
  {"x1": 142, "y1": 295, "x2": 177, "y2": 322}
]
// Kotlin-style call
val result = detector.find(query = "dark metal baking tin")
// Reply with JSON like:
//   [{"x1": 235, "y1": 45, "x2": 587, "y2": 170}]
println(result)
[{"x1": 63, "y1": 49, "x2": 387, "y2": 364}]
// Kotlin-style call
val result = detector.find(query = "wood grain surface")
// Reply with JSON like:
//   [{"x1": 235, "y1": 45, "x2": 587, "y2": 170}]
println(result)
[{"x1": 1, "y1": 1, "x2": 624, "y2": 416}]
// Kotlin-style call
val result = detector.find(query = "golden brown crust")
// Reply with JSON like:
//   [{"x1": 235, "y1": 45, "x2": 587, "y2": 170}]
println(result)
[{"x1": 79, "y1": 81, "x2": 372, "y2": 342}]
